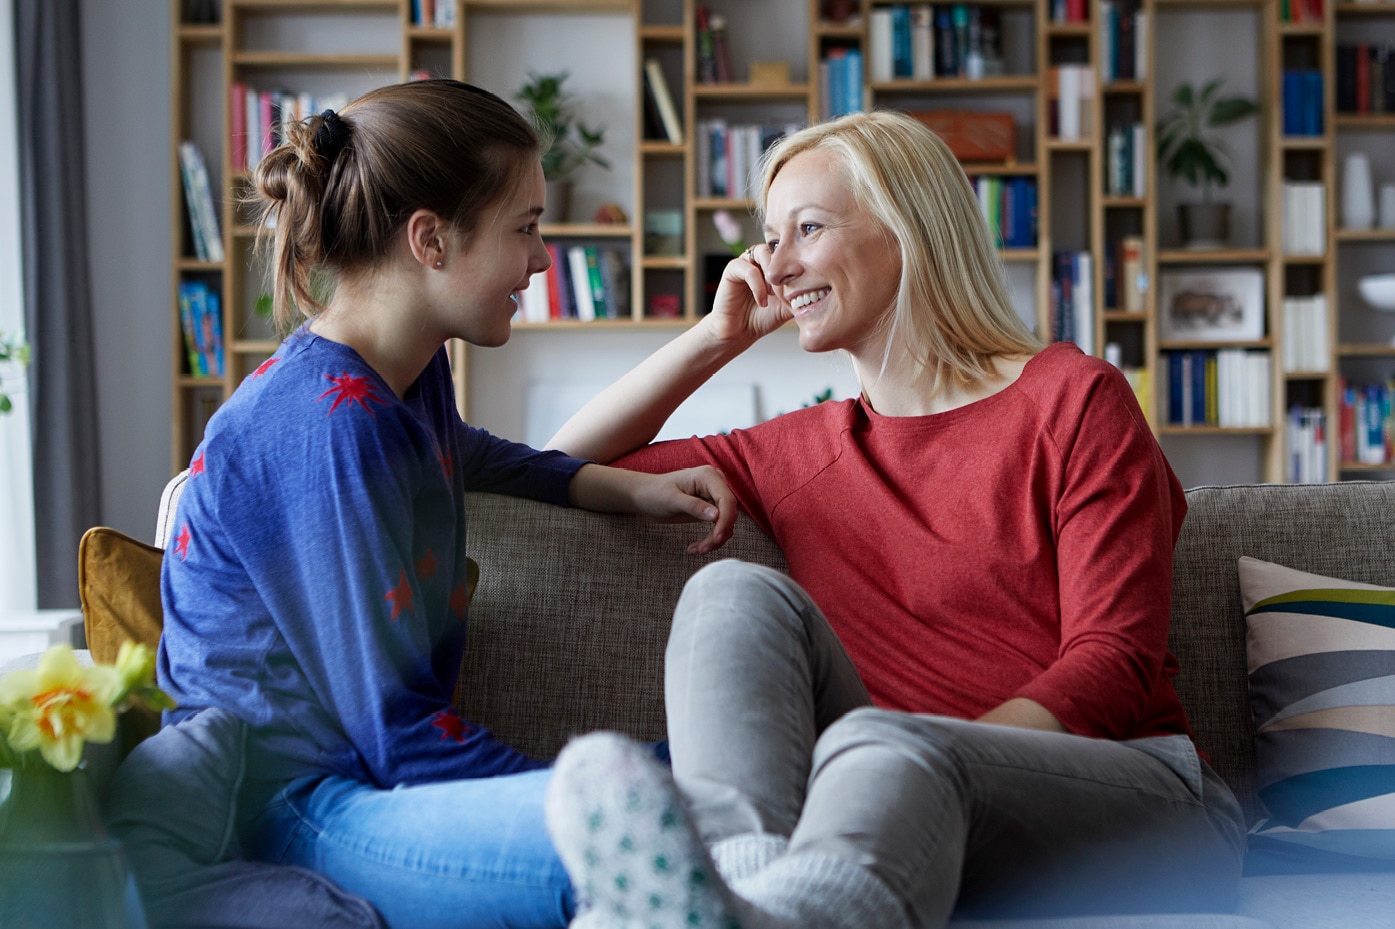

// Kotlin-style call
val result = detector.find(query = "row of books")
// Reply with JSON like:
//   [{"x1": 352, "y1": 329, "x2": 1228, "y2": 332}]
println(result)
[
  {"x1": 177, "y1": 280, "x2": 225, "y2": 379},
  {"x1": 1162, "y1": 349, "x2": 1273, "y2": 429},
  {"x1": 230, "y1": 84, "x2": 349, "y2": 173},
  {"x1": 974, "y1": 175, "x2": 1038, "y2": 249},
  {"x1": 1335, "y1": 44, "x2": 1395, "y2": 115},
  {"x1": 1281, "y1": 182, "x2": 1326, "y2": 256},
  {"x1": 867, "y1": 5, "x2": 1006, "y2": 83},
  {"x1": 1280, "y1": 294, "x2": 1330, "y2": 374},
  {"x1": 1049, "y1": 0, "x2": 1089, "y2": 24},
  {"x1": 1051, "y1": 251, "x2": 1095, "y2": 357},
  {"x1": 409, "y1": 0, "x2": 454, "y2": 28},
  {"x1": 1278, "y1": 0, "x2": 1324, "y2": 23},
  {"x1": 1103, "y1": 234, "x2": 1146, "y2": 313},
  {"x1": 178, "y1": 141, "x2": 223, "y2": 262},
  {"x1": 1338, "y1": 379, "x2": 1395, "y2": 465},
  {"x1": 820, "y1": 48, "x2": 865, "y2": 119},
  {"x1": 1280, "y1": 69, "x2": 1325, "y2": 137},
  {"x1": 1098, "y1": 1, "x2": 1147, "y2": 84},
  {"x1": 695, "y1": 5, "x2": 734, "y2": 85},
  {"x1": 1104, "y1": 121, "x2": 1146, "y2": 198},
  {"x1": 1047, "y1": 64, "x2": 1096, "y2": 142},
  {"x1": 515, "y1": 244, "x2": 630, "y2": 324},
  {"x1": 696, "y1": 120, "x2": 802, "y2": 200},
  {"x1": 1286, "y1": 406, "x2": 1328, "y2": 484}
]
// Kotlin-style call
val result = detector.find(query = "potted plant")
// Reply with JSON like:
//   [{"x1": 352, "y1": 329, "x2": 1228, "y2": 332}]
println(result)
[
  {"x1": 515, "y1": 71, "x2": 610, "y2": 221},
  {"x1": 1156, "y1": 77, "x2": 1260, "y2": 249},
  {"x1": 0, "y1": 332, "x2": 30, "y2": 414}
]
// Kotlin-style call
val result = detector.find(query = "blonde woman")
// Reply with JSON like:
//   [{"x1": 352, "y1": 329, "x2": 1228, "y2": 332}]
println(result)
[{"x1": 543, "y1": 110, "x2": 1245, "y2": 929}]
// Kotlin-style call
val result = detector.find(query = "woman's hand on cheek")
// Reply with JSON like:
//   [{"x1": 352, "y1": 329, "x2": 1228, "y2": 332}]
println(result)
[{"x1": 704, "y1": 246, "x2": 792, "y2": 348}]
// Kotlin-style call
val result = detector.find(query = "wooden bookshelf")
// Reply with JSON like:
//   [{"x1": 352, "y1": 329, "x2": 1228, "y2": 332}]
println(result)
[{"x1": 170, "y1": 0, "x2": 1395, "y2": 483}]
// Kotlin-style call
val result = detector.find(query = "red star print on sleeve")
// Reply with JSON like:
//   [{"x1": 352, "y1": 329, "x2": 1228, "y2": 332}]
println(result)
[
  {"x1": 189, "y1": 452, "x2": 206, "y2": 477},
  {"x1": 449, "y1": 583, "x2": 469, "y2": 619},
  {"x1": 174, "y1": 524, "x2": 192, "y2": 561},
  {"x1": 384, "y1": 568, "x2": 414, "y2": 621},
  {"x1": 430, "y1": 708, "x2": 472, "y2": 743},
  {"x1": 251, "y1": 357, "x2": 279, "y2": 379},
  {"x1": 415, "y1": 549, "x2": 438, "y2": 580},
  {"x1": 317, "y1": 373, "x2": 387, "y2": 416}
]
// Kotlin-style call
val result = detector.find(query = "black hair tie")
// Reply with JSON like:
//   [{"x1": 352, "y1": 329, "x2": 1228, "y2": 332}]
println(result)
[{"x1": 314, "y1": 109, "x2": 350, "y2": 163}]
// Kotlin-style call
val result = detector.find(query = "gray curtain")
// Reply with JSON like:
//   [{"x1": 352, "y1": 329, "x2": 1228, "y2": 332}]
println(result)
[{"x1": 14, "y1": 0, "x2": 101, "y2": 608}]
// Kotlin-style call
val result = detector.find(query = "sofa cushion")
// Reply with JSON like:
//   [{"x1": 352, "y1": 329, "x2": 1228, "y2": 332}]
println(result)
[
  {"x1": 78, "y1": 526, "x2": 164, "y2": 662},
  {"x1": 1170, "y1": 481, "x2": 1395, "y2": 827},
  {"x1": 1237, "y1": 556, "x2": 1395, "y2": 871}
]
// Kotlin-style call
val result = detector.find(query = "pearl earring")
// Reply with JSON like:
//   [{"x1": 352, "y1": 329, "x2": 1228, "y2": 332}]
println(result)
[{"x1": 434, "y1": 260, "x2": 443, "y2": 269}]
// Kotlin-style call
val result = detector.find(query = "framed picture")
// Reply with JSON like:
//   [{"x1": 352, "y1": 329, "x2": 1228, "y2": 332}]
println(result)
[{"x1": 1157, "y1": 267, "x2": 1266, "y2": 343}]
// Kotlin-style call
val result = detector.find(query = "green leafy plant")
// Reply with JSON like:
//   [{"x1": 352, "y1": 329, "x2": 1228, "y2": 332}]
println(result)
[
  {"x1": 1155, "y1": 78, "x2": 1260, "y2": 202},
  {"x1": 515, "y1": 72, "x2": 610, "y2": 182},
  {"x1": 0, "y1": 332, "x2": 31, "y2": 414}
]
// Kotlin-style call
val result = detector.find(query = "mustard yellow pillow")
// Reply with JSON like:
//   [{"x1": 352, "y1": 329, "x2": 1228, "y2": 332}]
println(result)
[{"x1": 78, "y1": 526, "x2": 164, "y2": 665}]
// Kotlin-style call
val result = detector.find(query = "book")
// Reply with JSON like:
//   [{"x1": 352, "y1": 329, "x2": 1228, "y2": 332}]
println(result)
[
  {"x1": 869, "y1": 8, "x2": 894, "y2": 83},
  {"x1": 643, "y1": 60, "x2": 684, "y2": 144},
  {"x1": 696, "y1": 5, "x2": 718, "y2": 84},
  {"x1": 583, "y1": 246, "x2": 610, "y2": 319},
  {"x1": 567, "y1": 246, "x2": 597, "y2": 321},
  {"x1": 230, "y1": 83, "x2": 248, "y2": 171},
  {"x1": 1119, "y1": 235, "x2": 1145, "y2": 313},
  {"x1": 177, "y1": 282, "x2": 205, "y2": 377},
  {"x1": 177, "y1": 141, "x2": 224, "y2": 262}
]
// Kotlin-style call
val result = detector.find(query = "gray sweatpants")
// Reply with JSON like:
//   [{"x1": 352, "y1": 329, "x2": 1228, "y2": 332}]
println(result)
[{"x1": 664, "y1": 560, "x2": 1247, "y2": 928}]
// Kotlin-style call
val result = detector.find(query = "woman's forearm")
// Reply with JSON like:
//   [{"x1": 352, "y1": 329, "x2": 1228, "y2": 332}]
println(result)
[{"x1": 546, "y1": 318, "x2": 756, "y2": 463}]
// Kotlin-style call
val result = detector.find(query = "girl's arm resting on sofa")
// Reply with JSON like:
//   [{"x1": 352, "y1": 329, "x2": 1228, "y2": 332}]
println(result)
[
  {"x1": 569, "y1": 462, "x2": 738, "y2": 555},
  {"x1": 548, "y1": 256, "x2": 787, "y2": 464}
]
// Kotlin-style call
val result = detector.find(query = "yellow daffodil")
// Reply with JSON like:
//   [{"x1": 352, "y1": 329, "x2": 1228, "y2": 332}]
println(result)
[
  {"x1": 0, "y1": 644, "x2": 122, "y2": 772},
  {"x1": 114, "y1": 640, "x2": 157, "y2": 695}
]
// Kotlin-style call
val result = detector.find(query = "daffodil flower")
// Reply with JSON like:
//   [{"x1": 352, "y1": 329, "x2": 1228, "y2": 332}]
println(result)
[{"x1": 0, "y1": 644, "x2": 122, "y2": 772}]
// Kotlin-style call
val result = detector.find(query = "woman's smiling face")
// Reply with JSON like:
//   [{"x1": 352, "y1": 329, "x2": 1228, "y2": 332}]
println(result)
[{"x1": 762, "y1": 147, "x2": 901, "y2": 359}]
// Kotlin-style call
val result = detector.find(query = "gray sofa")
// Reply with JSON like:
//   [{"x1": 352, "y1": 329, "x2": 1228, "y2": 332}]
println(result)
[
  {"x1": 450, "y1": 483, "x2": 1395, "y2": 929},
  {"x1": 39, "y1": 478, "x2": 1395, "y2": 928}
]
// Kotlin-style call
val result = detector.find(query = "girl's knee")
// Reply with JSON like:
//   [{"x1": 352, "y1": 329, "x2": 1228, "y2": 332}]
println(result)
[{"x1": 672, "y1": 560, "x2": 808, "y2": 636}]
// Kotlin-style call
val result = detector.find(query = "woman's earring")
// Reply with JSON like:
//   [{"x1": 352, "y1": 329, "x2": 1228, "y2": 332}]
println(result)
[{"x1": 434, "y1": 259, "x2": 444, "y2": 269}]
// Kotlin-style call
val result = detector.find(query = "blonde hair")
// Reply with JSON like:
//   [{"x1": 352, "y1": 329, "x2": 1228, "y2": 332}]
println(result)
[
  {"x1": 756, "y1": 110, "x2": 1041, "y2": 395},
  {"x1": 251, "y1": 80, "x2": 541, "y2": 338}
]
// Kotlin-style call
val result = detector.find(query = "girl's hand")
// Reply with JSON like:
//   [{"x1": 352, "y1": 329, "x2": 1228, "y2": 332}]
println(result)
[
  {"x1": 570, "y1": 464, "x2": 738, "y2": 555},
  {"x1": 704, "y1": 244, "x2": 792, "y2": 348}
]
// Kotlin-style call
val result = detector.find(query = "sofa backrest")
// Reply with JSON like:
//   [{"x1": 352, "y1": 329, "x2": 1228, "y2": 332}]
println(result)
[
  {"x1": 1169, "y1": 480, "x2": 1395, "y2": 826},
  {"x1": 458, "y1": 492, "x2": 788, "y2": 759}
]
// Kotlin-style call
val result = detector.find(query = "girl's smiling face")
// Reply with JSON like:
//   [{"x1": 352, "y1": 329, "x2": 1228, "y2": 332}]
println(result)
[
  {"x1": 762, "y1": 148, "x2": 901, "y2": 360},
  {"x1": 440, "y1": 159, "x2": 551, "y2": 347}
]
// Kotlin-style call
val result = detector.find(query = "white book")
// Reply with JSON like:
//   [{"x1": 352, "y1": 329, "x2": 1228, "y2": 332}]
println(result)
[
  {"x1": 1132, "y1": 124, "x2": 1146, "y2": 197},
  {"x1": 911, "y1": 5, "x2": 935, "y2": 80},
  {"x1": 644, "y1": 59, "x2": 684, "y2": 145},
  {"x1": 1099, "y1": 2, "x2": 1116, "y2": 82},
  {"x1": 1134, "y1": 13, "x2": 1148, "y2": 80},
  {"x1": 1074, "y1": 253, "x2": 1094, "y2": 357},
  {"x1": 521, "y1": 271, "x2": 550, "y2": 323},
  {"x1": 869, "y1": 9, "x2": 894, "y2": 83},
  {"x1": 1058, "y1": 65, "x2": 1083, "y2": 140},
  {"x1": 567, "y1": 246, "x2": 596, "y2": 322}
]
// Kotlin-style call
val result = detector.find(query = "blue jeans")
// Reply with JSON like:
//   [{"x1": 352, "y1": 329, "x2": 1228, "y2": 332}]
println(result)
[{"x1": 239, "y1": 769, "x2": 575, "y2": 929}]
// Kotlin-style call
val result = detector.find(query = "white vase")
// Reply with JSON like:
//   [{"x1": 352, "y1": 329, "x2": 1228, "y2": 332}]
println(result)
[{"x1": 1342, "y1": 153, "x2": 1375, "y2": 230}]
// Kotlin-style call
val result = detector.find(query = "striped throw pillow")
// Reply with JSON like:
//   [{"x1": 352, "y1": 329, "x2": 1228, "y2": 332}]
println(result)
[{"x1": 1238, "y1": 556, "x2": 1395, "y2": 870}]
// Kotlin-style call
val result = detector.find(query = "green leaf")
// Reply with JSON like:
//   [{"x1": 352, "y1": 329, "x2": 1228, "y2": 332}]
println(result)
[
  {"x1": 0, "y1": 395, "x2": 11, "y2": 414},
  {"x1": 1210, "y1": 97, "x2": 1261, "y2": 126}
]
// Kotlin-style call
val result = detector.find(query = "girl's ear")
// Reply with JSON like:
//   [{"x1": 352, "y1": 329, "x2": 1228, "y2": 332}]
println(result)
[{"x1": 404, "y1": 209, "x2": 448, "y2": 269}]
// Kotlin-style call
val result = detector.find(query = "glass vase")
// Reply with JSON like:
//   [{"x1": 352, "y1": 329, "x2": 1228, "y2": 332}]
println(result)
[{"x1": 0, "y1": 763, "x2": 148, "y2": 929}]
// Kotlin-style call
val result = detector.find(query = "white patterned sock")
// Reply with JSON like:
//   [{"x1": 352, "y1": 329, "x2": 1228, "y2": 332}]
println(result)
[
  {"x1": 709, "y1": 833, "x2": 788, "y2": 884},
  {"x1": 546, "y1": 731, "x2": 755, "y2": 929},
  {"x1": 733, "y1": 850, "x2": 911, "y2": 929}
]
